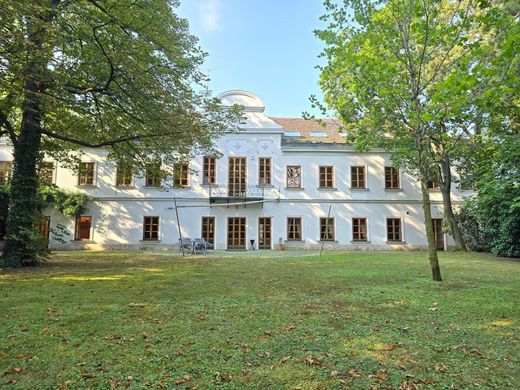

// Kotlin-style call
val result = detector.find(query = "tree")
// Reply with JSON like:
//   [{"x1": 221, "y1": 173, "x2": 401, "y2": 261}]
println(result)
[
  {"x1": 314, "y1": 0, "x2": 507, "y2": 280},
  {"x1": 0, "y1": 0, "x2": 241, "y2": 267}
]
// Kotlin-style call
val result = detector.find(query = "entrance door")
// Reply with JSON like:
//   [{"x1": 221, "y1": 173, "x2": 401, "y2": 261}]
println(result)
[
  {"x1": 227, "y1": 217, "x2": 246, "y2": 250},
  {"x1": 228, "y1": 157, "x2": 246, "y2": 196},
  {"x1": 432, "y1": 218, "x2": 444, "y2": 250},
  {"x1": 201, "y1": 217, "x2": 215, "y2": 249},
  {"x1": 258, "y1": 217, "x2": 271, "y2": 249}
]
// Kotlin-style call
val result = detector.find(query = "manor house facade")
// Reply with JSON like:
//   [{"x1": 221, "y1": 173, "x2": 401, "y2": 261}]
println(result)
[{"x1": 0, "y1": 90, "x2": 471, "y2": 251}]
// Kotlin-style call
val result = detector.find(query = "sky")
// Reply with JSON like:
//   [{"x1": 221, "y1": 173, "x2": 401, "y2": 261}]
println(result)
[{"x1": 177, "y1": 0, "x2": 328, "y2": 118}]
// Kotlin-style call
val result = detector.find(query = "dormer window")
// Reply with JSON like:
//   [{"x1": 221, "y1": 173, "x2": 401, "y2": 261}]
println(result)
[
  {"x1": 310, "y1": 131, "x2": 327, "y2": 138},
  {"x1": 283, "y1": 131, "x2": 301, "y2": 137}
]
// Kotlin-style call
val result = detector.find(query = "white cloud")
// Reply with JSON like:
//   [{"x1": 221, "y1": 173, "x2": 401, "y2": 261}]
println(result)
[{"x1": 199, "y1": 0, "x2": 222, "y2": 32}]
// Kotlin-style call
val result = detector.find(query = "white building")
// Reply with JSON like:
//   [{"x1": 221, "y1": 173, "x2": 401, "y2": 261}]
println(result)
[{"x1": 0, "y1": 90, "x2": 470, "y2": 251}]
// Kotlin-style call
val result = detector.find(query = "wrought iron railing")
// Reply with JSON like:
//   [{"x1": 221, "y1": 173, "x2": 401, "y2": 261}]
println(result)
[{"x1": 208, "y1": 184, "x2": 268, "y2": 198}]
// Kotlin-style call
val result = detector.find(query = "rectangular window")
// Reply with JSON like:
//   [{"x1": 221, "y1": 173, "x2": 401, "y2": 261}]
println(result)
[
  {"x1": 116, "y1": 160, "x2": 133, "y2": 187},
  {"x1": 259, "y1": 157, "x2": 272, "y2": 186},
  {"x1": 258, "y1": 217, "x2": 272, "y2": 249},
  {"x1": 228, "y1": 157, "x2": 246, "y2": 196},
  {"x1": 38, "y1": 162, "x2": 54, "y2": 184},
  {"x1": 145, "y1": 162, "x2": 161, "y2": 187},
  {"x1": 352, "y1": 218, "x2": 367, "y2": 241},
  {"x1": 0, "y1": 161, "x2": 13, "y2": 185},
  {"x1": 203, "y1": 157, "x2": 216, "y2": 185},
  {"x1": 287, "y1": 217, "x2": 302, "y2": 241},
  {"x1": 320, "y1": 217, "x2": 335, "y2": 241},
  {"x1": 174, "y1": 163, "x2": 189, "y2": 187},
  {"x1": 78, "y1": 162, "x2": 95, "y2": 186},
  {"x1": 351, "y1": 166, "x2": 366, "y2": 189},
  {"x1": 143, "y1": 216, "x2": 159, "y2": 241},
  {"x1": 37, "y1": 216, "x2": 51, "y2": 239},
  {"x1": 201, "y1": 217, "x2": 215, "y2": 248},
  {"x1": 286, "y1": 165, "x2": 302, "y2": 188},
  {"x1": 432, "y1": 218, "x2": 444, "y2": 250},
  {"x1": 75, "y1": 215, "x2": 92, "y2": 240},
  {"x1": 385, "y1": 167, "x2": 399, "y2": 189},
  {"x1": 319, "y1": 166, "x2": 334, "y2": 188},
  {"x1": 387, "y1": 218, "x2": 402, "y2": 242},
  {"x1": 428, "y1": 180, "x2": 440, "y2": 189}
]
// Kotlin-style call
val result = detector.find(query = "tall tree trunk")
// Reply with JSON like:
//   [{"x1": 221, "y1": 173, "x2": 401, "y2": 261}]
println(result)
[
  {"x1": 1, "y1": 11, "x2": 45, "y2": 267},
  {"x1": 439, "y1": 156, "x2": 467, "y2": 251},
  {"x1": 420, "y1": 169, "x2": 442, "y2": 281}
]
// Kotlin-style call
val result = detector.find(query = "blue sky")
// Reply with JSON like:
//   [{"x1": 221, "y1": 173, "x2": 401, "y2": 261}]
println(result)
[{"x1": 178, "y1": 0, "x2": 327, "y2": 117}]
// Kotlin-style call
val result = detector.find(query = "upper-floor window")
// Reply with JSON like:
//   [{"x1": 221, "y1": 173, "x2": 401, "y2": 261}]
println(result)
[
  {"x1": 319, "y1": 166, "x2": 334, "y2": 188},
  {"x1": 78, "y1": 162, "x2": 95, "y2": 186},
  {"x1": 428, "y1": 180, "x2": 440, "y2": 189},
  {"x1": 320, "y1": 217, "x2": 335, "y2": 241},
  {"x1": 385, "y1": 167, "x2": 399, "y2": 189},
  {"x1": 352, "y1": 218, "x2": 367, "y2": 241},
  {"x1": 387, "y1": 218, "x2": 402, "y2": 242},
  {"x1": 174, "y1": 163, "x2": 189, "y2": 187},
  {"x1": 351, "y1": 166, "x2": 366, "y2": 189},
  {"x1": 38, "y1": 162, "x2": 55, "y2": 184},
  {"x1": 203, "y1": 157, "x2": 216, "y2": 185},
  {"x1": 116, "y1": 160, "x2": 133, "y2": 187},
  {"x1": 259, "y1": 157, "x2": 271, "y2": 186},
  {"x1": 145, "y1": 162, "x2": 161, "y2": 187},
  {"x1": 286, "y1": 165, "x2": 302, "y2": 188},
  {"x1": 287, "y1": 217, "x2": 302, "y2": 241},
  {"x1": 0, "y1": 161, "x2": 13, "y2": 185},
  {"x1": 143, "y1": 216, "x2": 159, "y2": 241}
]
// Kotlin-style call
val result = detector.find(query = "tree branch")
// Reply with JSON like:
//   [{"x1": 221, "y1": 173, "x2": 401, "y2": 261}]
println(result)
[{"x1": 0, "y1": 110, "x2": 18, "y2": 145}]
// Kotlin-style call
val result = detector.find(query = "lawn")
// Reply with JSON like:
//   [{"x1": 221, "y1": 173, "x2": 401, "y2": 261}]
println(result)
[{"x1": 1, "y1": 251, "x2": 519, "y2": 389}]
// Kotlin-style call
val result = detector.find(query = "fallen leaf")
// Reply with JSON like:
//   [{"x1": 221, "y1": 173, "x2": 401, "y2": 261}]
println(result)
[
  {"x1": 384, "y1": 343, "x2": 398, "y2": 351},
  {"x1": 81, "y1": 372, "x2": 94, "y2": 379},
  {"x1": 435, "y1": 364, "x2": 447, "y2": 373},
  {"x1": 330, "y1": 370, "x2": 340, "y2": 377},
  {"x1": 347, "y1": 369, "x2": 362, "y2": 378}
]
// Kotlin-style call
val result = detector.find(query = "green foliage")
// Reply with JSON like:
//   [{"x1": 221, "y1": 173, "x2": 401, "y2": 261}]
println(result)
[
  {"x1": 0, "y1": 251, "x2": 519, "y2": 387},
  {"x1": 0, "y1": 185, "x2": 8, "y2": 239},
  {"x1": 38, "y1": 184, "x2": 91, "y2": 217}
]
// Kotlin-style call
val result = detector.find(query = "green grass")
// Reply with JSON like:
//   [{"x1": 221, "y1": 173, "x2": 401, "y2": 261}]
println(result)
[{"x1": 1, "y1": 251, "x2": 519, "y2": 389}]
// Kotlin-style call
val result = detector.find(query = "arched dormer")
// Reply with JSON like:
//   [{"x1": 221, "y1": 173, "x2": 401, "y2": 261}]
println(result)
[{"x1": 217, "y1": 90, "x2": 265, "y2": 113}]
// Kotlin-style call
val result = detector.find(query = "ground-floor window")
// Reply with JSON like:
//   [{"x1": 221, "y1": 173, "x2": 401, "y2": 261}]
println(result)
[
  {"x1": 352, "y1": 218, "x2": 367, "y2": 241},
  {"x1": 258, "y1": 217, "x2": 272, "y2": 249},
  {"x1": 227, "y1": 217, "x2": 246, "y2": 250},
  {"x1": 287, "y1": 217, "x2": 302, "y2": 241},
  {"x1": 432, "y1": 218, "x2": 444, "y2": 250},
  {"x1": 320, "y1": 217, "x2": 335, "y2": 241},
  {"x1": 386, "y1": 218, "x2": 402, "y2": 242},
  {"x1": 143, "y1": 216, "x2": 159, "y2": 241},
  {"x1": 37, "y1": 216, "x2": 50, "y2": 239},
  {"x1": 201, "y1": 217, "x2": 215, "y2": 248},
  {"x1": 75, "y1": 216, "x2": 92, "y2": 240}
]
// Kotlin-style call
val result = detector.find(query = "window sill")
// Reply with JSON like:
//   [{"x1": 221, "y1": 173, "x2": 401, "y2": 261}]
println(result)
[
  {"x1": 139, "y1": 240, "x2": 162, "y2": 243},
  {"x1": 318, "y1": 240, "x2": 338, "y2": 243},
  {"x1": 172, "y1": 186, "x2": 192, "y2": 190},
  {"x1": 317, "y1": 187, "x2": 337, "y2": 191},
  {"x1": 144, "y1": 186, "x2": 162, "y2": 189},
  {"x1": 384, "y1": 188, "x2": 403, "y2": 192},
  {"x1": 256, "y1": 184, "x2": 274, "y2": 188},
  {"x1": 115, "y1": 185, "x2": 136, "y2": 189},
  {"x1": 201, "y1": 183, "x2": 218, "y2": 187},
  {"x1": 386, "y1": 241, "x2": 406, "y2": 245},
  {"x1": 76, "y1": 185, "x2": 97, "y2": 189},
  {"x1": 350, "y1": 188, "x2": 368, "y2": 191},
  {"x1": 71, "y1": 239, "x2": 95, "y2": 243},
  {"x1": 351, "y1": 240, "x2": 371, "y2": 244},
  {"x1": 285, "y1": 187, "x2": 304, "y2": 191},
  {"x1": 284, "y1": 240, "x2": 305, "y2": 243}
]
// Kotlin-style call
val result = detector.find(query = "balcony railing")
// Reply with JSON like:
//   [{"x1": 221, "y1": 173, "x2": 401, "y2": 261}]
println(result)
[{"x1": 208, "y1": 184, "x2": 267, "y2": 199}]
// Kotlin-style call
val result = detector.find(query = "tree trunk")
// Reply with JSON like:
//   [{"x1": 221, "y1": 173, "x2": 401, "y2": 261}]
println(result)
[
  {"x1": 1, "y1": 10, "x2": 45, "y2": 267},
  {"x1": 1, "y1": 81, "x2": 43, "y2": 267},
  {"x1": 420, "y1": 170, "x2": 442, "y2": 281},
  {"x1": 439, "y1": 156, "x2": 467, "y2": 251}
]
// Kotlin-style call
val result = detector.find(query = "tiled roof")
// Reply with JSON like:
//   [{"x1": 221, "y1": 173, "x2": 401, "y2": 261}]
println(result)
[{"x1": 270, "y1": 117, "x2": 346, "y2": 143}]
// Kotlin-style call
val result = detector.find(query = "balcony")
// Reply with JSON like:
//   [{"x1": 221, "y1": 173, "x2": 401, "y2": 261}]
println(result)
[{"x1": 208, "y1": 185, "x2": 268, "y2": 206}]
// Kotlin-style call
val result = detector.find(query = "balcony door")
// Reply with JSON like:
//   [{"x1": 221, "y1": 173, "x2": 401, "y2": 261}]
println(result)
[
  {"x1": 258, "y1": 217, "x2": 272, "y2": 249},
  {"x1": 228, "y1": 157, "x2": 246, "y2": 197},
  {"x1": 227, "y1": 217, "x2": 246, "y2": 250}
]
